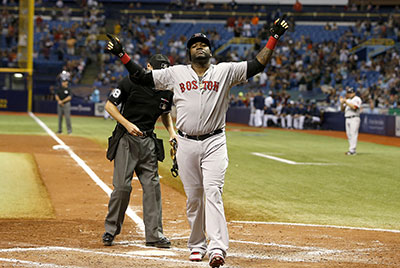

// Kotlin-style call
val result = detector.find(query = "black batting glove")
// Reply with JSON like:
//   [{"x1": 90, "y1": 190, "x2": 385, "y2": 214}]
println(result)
[
  {"x1": 270, "y1": 16, "x2": 289, "y2": 40},
  {"x1": 105, "y1": 33, "x2": 125, "y2": 58}
]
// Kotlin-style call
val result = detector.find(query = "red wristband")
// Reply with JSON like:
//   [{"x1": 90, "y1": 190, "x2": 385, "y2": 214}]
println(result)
[
  {"x1": 266, "y1": 36, "x2": 278, "y2": 50},
  {"x1": 120, "y1": 53, "x2": 131, "y2": 64}
]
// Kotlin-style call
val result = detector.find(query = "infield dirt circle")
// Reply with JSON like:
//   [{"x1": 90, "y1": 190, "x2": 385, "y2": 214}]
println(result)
[{"x1": 0, "y1": 131, "x2": 399, "y2": 267}]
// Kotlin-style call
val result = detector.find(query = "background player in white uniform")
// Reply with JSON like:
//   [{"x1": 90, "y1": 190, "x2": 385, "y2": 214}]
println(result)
[
  {"x1": 106, "y1": 18, "x2": 288, "y2": 268},
  {"x1": 340, "y1": 87, "x2": 362, "y2": 155}
]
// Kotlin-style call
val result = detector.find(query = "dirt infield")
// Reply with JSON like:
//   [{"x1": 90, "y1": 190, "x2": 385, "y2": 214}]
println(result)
[{"x1": 1, "y1": 133, "x2": 400, "y2": 267}]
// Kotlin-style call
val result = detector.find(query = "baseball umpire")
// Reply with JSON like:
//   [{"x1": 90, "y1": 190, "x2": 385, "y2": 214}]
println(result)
[
  {"x1": 55, "y1": 76, "x2": 72, "y2": 134},
  {"x1": 102, "y1": 54, "x2": 176, "y2": 248},
  {"x1": 106, "y1": 17, "x2": 288, "y2": 268}
]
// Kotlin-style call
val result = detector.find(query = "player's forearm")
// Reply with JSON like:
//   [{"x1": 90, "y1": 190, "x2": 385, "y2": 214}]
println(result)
[
  {"x1": 105, "y1": 101, "x2": 130, "y2": 128},
  {"x1": 345, "y1": 101, "x2": 357, "y2": 110},
  {"x1": 255, "y1": 47, "x2": 274, "y2": 66},
  {"x1": 161, "y1": 113, "x2": 176, "y2": 139}
]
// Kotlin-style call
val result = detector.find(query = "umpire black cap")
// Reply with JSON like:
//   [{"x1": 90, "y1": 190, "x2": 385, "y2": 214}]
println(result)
[
  {"x1": 148, "y1": 54, "x2": 170, "y2": 70},
  {"x1": 186, "y1": 33, "x2": 211, "y2": 50}
]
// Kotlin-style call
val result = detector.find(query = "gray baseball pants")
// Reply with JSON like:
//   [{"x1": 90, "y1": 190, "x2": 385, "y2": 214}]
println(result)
[
  {"x1": 176, "y1": 132, "x2": 229, "y2": 257},
  {"x1": 104, "y1": 133, "x2": 165, "y2": 242},
  {"x1": 57, "y1": 102, "x2": 72, "y2": 133},
  {"x1": 346, "y1": 117, "x2": 360, "y2": 153}
]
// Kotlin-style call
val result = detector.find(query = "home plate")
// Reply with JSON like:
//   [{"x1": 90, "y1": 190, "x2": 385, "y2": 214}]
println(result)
[
  {"x1": 52, "y1": 145, "x2": 69, "y2": 150},
  {"x1": 126, "y1": 250, "x2": 176, "y2": 256}
]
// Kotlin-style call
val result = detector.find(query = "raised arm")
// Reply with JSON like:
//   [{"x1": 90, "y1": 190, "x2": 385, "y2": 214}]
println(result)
[
  {"x1": 246, "y1": 17, "x2": 289, "y2": 79},
  {"x1": 105, "y1": 34, "x2": 154, "y2": 85}
]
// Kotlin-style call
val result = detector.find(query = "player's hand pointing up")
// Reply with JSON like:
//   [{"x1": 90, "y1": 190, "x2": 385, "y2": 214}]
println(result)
[
  {"x1": 270, "y1": 16, "x2": 289, "y2": 40},
  {"x1": 105, "y1": 33, "x2": 125, "y2": 58}
]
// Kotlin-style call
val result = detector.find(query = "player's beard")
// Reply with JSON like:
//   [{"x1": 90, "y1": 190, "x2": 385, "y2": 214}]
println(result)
[{"x1": 191, "y1": 50, "x2": 211, "y2": 66}]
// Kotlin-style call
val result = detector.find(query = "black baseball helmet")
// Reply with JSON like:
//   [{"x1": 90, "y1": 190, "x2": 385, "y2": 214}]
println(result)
[
  {"x1": 186, "y1": 33, "x2": 211, "y2": 50},
  {"x1": 148, "y1": 54, "x2": 170, "y2": 70}
]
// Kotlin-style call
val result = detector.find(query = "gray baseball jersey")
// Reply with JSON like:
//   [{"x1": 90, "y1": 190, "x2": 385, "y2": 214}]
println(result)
[
  {"x1": 152, "y1": 62, "x2": 247, "y2": 135},
  {"x1": 344, "y1": 95, "x2": 362, "y2": 117}
]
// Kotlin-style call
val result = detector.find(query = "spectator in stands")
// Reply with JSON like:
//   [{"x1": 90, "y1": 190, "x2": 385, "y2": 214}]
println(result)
[
  {"x1": 164, "y1": 11, "x2": 172, "y2": 27},
  {"x1": 229, "y1": 0, "x2": 238, "y2": 10},
  {"x1": 293, "y1": 0, "x2": 303, "y2": 12},
  {"x1": 90, "y1": 88, "x2": 100, "y2": 103}
]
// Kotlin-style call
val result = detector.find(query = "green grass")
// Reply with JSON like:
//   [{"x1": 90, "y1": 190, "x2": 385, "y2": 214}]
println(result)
[
  {"x1": 1, "y1": 113, "x2": 399, "y2": 229},
  {"x1": 0, "y1": 152, "x2": 54, "y2": 218}
]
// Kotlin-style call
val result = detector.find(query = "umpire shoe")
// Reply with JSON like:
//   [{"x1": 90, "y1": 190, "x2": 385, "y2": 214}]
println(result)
[
  {"x1": 102, "y1": 232, "x2": 114, "y2": 246},
  {"x1": 145, "y1": 237, "x2": 171, "y2": 248}
]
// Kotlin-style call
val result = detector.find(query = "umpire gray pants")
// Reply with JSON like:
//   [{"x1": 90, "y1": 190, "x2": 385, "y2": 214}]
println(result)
[
  {"x1": 57, "y1": 102, "x2": 72, "y2": 133},
  {"x1": 105, "y1": 133, "x2": 165, "y2": 242}
]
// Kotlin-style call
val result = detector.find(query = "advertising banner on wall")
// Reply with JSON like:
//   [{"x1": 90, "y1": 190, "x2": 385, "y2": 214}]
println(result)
[
  {"x1": 396, "y1": 116, "x2": 400, "y2": 137},
  {"x1": 360, "y1": 114, "x2": 387, "y2": 136},
  {"x1": 94, "y1": 102, "x2": 106, "y2": 117}
]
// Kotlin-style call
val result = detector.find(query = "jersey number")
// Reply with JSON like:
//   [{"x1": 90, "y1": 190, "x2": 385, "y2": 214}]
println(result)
[{"x1": 112, "y1": 88, "x2": 121, "y2": 98}]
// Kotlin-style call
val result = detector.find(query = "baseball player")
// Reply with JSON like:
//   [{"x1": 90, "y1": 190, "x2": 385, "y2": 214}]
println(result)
[
  {"x1": 102, "y1": 54, "x2": 176, "y2": 248},
  {"x1": 55, "y1": 77, "x2": 72, "y2": 134},
  {"x1": 106, "y1": 17, "x2": 288, "y2": 268},
  {"x1": 293, "y1": 102, "x2": 307, "y2": 130},
  {"x1": 340, "y1": 87, "x2": 362, "y2": 155},
  {"x1": 253, "y1": 90, "x2": 265, "y2": 127}
]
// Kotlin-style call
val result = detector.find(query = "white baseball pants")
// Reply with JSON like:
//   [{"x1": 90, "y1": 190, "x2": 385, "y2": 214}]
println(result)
[
  {"x1": 176, "y1": 132, "x2": 229, "y2": 256},
  {"x1": 345, "y1": 117, "x2": 360, "y2": 153}
]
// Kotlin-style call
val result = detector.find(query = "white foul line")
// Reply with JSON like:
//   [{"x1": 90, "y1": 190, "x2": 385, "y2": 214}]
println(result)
[
  {"x1": 252, "y1": 152, "x2": 337, "y2": 165},
  {"x1": 230, "y1": 220, "x2": 400, "y2": 233},
  {"x1": 28, "y1": 112, "x2": 145, "y2": 234},
  {"x1": 0, "y1": 257, "x2": 82, "y2": 268}
]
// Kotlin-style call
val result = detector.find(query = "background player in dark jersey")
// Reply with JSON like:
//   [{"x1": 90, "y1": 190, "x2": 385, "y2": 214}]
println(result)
[{"x1": 102, "y1": 54, "x2": 176, "y2": 248}]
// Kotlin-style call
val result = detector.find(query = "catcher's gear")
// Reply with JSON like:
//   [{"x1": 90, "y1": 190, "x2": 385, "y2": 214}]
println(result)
[
  {"x1": 169, "y1": 138, "x2": 178, "y2": 177},
  {"x1": 105, "y1": 33, "x2": 125, "y2": 58},
  {"x1": 269, "y1": 16, "x2": 289, "y2": 40}
]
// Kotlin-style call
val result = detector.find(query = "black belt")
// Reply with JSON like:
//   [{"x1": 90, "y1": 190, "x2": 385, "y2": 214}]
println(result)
[
  {"x1": 178, "y1": 129, "x2": 223, "y2": 141},
  {"x1": 141, "y1": 129, "x2": 154, "y2": 137},
  {"x1": 345, "y1": 115, "x2": 359, "y2": 119}
]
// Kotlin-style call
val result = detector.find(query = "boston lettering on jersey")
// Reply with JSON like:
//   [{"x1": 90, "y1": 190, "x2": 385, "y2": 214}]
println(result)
[{"x1": 179, "y1": 80, "x2": 220, "y2": 93}]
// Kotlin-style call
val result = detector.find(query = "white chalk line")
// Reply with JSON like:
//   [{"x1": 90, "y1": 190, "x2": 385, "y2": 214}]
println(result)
[
  {"x1": 230, "y1": 220, "x2": 400, "y2": 233},
  {"x1": 0, "y1": 244, "x2": 377, "y2": 265},
  {"x1": 0, "y1": 246, "x2": 208, "y2": 267},
  {"x1": 0, "y1": 257, "x2": 82, "y2": 268},
  {"x1": 252, "y1": 152, "x2": 337, "y2": 165},
  {"x1": 29, "y1": 112, "x2": 145, "y2": 234}
]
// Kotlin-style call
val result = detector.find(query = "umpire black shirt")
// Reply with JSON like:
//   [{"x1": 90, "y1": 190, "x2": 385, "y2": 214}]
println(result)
[
  {"x1": 108, "y1": 76, "x2": 173, "y2": 131},
  {"x1": 56, "y1": 86, "x2": 71, "y2": 102}
]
